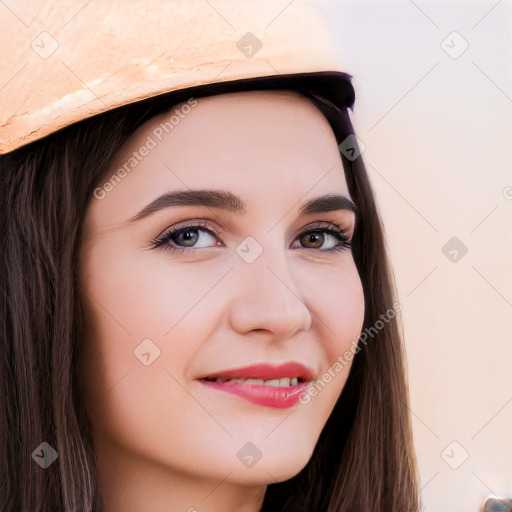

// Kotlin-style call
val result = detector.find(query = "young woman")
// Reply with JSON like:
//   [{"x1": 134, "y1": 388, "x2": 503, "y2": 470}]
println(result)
[{"x1": 1, "y1": 2, "x2": 421, "y2": 511}]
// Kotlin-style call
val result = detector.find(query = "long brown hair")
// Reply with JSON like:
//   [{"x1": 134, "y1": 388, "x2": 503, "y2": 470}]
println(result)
[{"x1": 1, "y1": 77, "x2": 421, "y2": 511}]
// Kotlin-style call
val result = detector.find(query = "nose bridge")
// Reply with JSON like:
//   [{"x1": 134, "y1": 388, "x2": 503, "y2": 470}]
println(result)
[{"x1": 228, "y1": 232, "x2": 313, "y2": 336}]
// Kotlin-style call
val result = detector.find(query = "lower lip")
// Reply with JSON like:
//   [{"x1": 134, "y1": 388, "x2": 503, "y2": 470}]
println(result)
[{"x1": 199, "y1": 379, "x2": 309, "y2": 409}]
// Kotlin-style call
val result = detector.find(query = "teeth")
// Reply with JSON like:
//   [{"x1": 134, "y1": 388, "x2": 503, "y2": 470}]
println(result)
[
  {"x1": 245, "y1": 379, "x2": 265, "y2": 385},
  {"x1": 211, "y1": 377, "x2": 300, "y2": 387}
]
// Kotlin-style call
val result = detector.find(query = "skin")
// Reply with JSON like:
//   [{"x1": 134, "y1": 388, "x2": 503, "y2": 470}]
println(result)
[{"x1": 77, "y1": 90, "x2": 365, "y2": 512}]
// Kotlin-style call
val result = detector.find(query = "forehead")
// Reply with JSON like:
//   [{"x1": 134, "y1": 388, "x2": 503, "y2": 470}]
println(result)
[{"x1": 121, "y1": 89, "x2": 346, "y2": 182}]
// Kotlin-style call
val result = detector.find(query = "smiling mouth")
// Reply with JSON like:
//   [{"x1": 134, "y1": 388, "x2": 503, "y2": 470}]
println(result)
[{"x1": 197, "y1": 362, "x2": 314, "y2": 408}]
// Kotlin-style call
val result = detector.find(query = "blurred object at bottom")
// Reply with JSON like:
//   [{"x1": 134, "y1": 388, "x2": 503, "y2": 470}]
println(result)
[{"x1": 482, "y1": 497, "x2": 512, "y2": 511}]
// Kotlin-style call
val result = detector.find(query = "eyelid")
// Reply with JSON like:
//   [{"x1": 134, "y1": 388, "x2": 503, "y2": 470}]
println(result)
[{"x1": 295, "y1": 221, "x2": 352, "y2": 241}]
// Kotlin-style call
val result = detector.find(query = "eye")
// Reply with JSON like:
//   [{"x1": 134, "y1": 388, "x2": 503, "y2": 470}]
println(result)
[
  {"x1": 292, "y1": 222, "x2": 352, "y2": 252},
  {"x1": 152, "y1": 221, "x2": 221, "y2": 253}
]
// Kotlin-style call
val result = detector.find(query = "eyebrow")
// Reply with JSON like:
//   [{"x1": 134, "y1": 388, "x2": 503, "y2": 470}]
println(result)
[{"x1": 128, "y1": 189, "x2": 357, "y2": 223}]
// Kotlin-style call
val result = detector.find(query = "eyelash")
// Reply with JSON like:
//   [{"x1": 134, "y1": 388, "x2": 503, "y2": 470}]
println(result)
[{"x1": 151, "y1": 220, "x2": 352, "y2": 254}]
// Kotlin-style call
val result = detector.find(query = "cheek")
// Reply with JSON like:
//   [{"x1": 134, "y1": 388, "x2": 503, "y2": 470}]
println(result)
[
  {"x1": 77, "y1": 242, "x2": 219, "y2": 452},
  {"x1": 77, "y1": 237, "x2": 229, "y2": 404},
  {"x1": 80, "y1": 236, "x2": 224, "y2": 340},
  {"x1": 298, "y1": 260, "x2": 364, "y2": 408},
  {"x1": 308, "y1": 260, "x2": 365, "y2": 357}
]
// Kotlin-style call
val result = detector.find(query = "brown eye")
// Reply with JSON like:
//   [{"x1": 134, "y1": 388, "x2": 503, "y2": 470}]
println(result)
[
  {"x1": 292, "y1": 224, "x2": 352, "y2": 252},
  {"x1": 300, "y1": 231, "x2": 324, "y2": 249}
]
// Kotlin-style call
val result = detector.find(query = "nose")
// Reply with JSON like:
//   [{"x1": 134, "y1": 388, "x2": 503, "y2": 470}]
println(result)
[{"x1": 227, "y1": 243, "x2": 313, "y2": 338}]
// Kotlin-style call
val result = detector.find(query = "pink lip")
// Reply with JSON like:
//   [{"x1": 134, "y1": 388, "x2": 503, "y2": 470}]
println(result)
[
  {"x1": 197, "y1": 362, "x2": 315, "y2": 409},
  {"x1": 200, "y1": 362, "x2": 315, "y2": 381},
  {"x1": 199, "y1": 379, "x2": 309, "y2": 408}
]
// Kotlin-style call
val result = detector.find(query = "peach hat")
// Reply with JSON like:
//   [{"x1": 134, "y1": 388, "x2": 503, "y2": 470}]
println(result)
[{"x1": 0, "y1": 0, "x2": 355, "y2": 154}]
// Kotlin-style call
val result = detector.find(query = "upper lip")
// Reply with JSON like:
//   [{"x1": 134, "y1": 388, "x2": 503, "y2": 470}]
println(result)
[{"x1": 199, "y1": 362, "x2": 316, "y2": 382}]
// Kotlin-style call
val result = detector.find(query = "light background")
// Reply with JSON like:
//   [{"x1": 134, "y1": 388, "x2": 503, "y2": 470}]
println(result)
[{"x1": 316, "y1": 1, "x2": 512, "y2": 511}]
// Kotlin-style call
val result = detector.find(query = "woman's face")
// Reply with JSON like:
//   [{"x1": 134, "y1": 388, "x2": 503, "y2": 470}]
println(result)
[{"x1": 78, "y1": 90, "x2": 364, "y2": 502}]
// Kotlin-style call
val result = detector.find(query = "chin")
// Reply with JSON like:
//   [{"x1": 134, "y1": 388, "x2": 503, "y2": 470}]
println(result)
[
  {"x1": 229, "y1": 440, "x2": 315, "y2": 486},
  {"x1": 266, "y1": 453, "x2": 312, "y2": 483}
]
